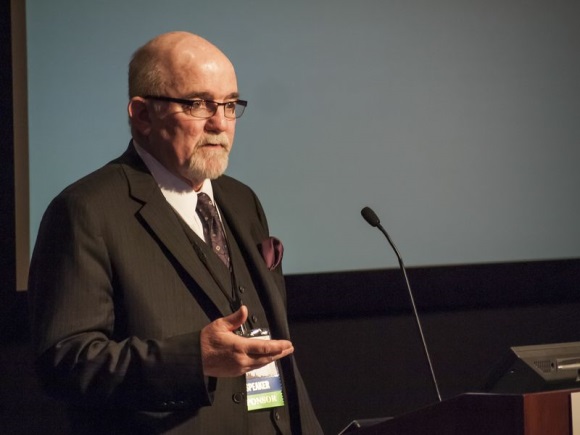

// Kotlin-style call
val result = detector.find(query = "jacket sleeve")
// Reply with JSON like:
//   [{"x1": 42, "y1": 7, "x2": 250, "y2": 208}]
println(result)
[{"x1": 28, "y1": 191, "x2": 212, "y2": 411}]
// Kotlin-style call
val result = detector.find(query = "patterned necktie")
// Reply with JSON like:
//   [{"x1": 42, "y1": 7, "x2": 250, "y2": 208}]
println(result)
[{"x1": 196, "y1": 192, "x2": 230, "y2": 268}]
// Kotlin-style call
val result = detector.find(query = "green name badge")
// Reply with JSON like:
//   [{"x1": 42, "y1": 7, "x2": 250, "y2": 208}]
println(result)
[{"x1": 245, "y1": 332, "x2": 285, "y2": 411}]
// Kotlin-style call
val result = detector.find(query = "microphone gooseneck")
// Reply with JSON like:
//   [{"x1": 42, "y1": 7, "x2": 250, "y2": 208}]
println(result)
[{"x1": 360, "y1": 206, "x2": 443, "y2": 403}]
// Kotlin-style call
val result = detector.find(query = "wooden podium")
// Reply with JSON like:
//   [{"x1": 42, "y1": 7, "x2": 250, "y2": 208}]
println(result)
[{"x1": 346, "y1": 389, "x2": 579, "y2": 435}]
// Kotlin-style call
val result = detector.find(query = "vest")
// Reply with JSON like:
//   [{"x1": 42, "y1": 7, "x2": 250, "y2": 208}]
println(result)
[{"x1": 178, "y1": 213, "x2": 293, "y2": 435}]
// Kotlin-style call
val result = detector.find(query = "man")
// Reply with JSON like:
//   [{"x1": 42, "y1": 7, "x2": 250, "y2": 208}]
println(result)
[{"x1": 29, "y1": 32, "x2": 322, "y2": 434}]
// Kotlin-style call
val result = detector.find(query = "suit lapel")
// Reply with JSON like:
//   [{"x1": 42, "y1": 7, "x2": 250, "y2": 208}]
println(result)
[
  {"x1": 118, "y1": 144, "x2": 232, "y2": 317},
  {"x1": 214, "y1": 180, "x2": 292, "y2": 339}
]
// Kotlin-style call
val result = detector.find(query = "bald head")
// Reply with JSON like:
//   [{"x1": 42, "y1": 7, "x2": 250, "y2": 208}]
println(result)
[
  {"x1": 128, "y1": 32, "x2": 235, "y2": 98},
  {"x1": 127, "y1": 32, "x2": 240, "y2": 188}
]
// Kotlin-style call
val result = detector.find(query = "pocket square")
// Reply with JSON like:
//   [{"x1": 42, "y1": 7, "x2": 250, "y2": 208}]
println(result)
[{"x1": 258, "y1": 237, "x2": 284, "y2": 270}]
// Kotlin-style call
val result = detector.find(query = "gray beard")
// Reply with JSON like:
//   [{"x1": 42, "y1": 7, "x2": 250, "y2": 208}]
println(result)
[{"x1": 185, "y1": 148, "x2": 229, "y2": 181}]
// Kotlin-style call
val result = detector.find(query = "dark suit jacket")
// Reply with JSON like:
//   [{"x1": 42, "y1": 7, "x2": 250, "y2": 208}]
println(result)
[{"x1": 28, "y1": 144, "x2": 322, "y2": 434}]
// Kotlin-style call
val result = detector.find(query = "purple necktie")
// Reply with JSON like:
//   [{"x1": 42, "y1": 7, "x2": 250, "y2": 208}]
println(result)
[{"x1": 196, "y1": 192, "x2": 230, "y2": 268}]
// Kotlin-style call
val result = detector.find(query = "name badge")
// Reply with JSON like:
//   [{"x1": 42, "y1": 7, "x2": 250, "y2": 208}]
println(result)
[{"x1": 245, "y1": 329, "x2": 285, "y2": 411}]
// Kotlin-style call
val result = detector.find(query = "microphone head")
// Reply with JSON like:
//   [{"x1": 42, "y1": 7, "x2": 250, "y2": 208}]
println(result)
[{"x1": 361, "y1": 207, "x2": 381, "y2": 227}]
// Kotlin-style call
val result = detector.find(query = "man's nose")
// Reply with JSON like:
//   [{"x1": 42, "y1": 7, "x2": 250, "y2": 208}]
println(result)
[{"x1": 204, "y1": 106, "x2": 230, "y2": 132}]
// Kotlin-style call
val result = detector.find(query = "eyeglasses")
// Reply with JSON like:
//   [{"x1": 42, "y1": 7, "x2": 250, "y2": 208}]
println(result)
[{"x1": 143, "y1": 95, "x2": 247, "y2": 119}]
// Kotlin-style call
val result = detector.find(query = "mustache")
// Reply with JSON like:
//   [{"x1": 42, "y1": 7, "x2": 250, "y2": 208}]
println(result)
[{"x1": 198, "y1": 134, "x2": 231, "y2": 148}]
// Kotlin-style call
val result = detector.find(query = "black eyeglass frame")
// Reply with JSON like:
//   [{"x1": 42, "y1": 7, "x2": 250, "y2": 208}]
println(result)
[{"x1": 143, "y1": 95, "x2": 248, "y2": 119}]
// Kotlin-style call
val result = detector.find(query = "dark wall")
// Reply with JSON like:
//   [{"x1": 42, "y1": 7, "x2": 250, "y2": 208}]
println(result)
[
  {"x1": 293, "y1": 304, "x2": 580, "y2": 434},
  {"x1": 286, "y1": 260, "x2": 580, "y2": 433},
  {"x1": 1, "y1": 0, "x2": 16, "y2": 308}
]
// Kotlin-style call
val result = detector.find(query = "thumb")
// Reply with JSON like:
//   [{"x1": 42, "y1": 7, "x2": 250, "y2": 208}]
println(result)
[{"x1": 220, "y1": 305, "x2": 248, "y2": 332}]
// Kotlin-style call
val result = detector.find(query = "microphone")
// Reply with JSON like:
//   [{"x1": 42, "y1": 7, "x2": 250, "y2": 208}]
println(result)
[{"x1": 361, "y1": 206, "x2": 442, "y2": 402}]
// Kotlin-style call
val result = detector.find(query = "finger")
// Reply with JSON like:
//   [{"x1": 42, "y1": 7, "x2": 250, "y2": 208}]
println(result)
[
  {"x1": 246, "y1": 340, "x2": 294, "y2": 358},
  {"x1": 245, "y1": 347, "x2": 295, "y2": 371},
  {"x1": 219, "y1": 305, "x2": 249, "y2": 332}
]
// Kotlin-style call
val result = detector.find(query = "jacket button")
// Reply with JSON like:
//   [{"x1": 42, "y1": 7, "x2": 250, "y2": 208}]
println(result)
[
  {"x1": 274, "y1": 410, "x2": 280, "y2": 420},
  {"x1": 238, "y1": 285, "x2": 245, "y2": 294},
  {"x1": 251, "y1": 315, "x2": 258, "y2": 323},
  {"x1": 232, "y1": 392, "x2": 245, "y2": 404}
]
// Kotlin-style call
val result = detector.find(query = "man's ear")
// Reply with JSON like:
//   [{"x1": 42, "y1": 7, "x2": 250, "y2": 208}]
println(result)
[{"x1": 128, "y1": 97, "x2": 152, "y2": 136}]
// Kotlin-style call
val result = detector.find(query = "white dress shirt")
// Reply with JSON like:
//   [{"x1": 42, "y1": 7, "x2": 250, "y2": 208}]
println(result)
[{"x1": 134, "y1": 142, "x2": 219, "y2": 243}]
